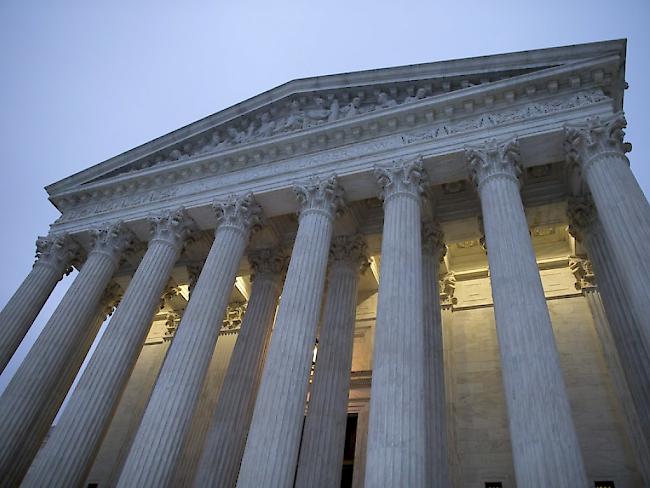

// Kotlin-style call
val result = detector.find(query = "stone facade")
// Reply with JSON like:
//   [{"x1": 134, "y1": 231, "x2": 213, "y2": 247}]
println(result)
[{"x1": 0, "y1": 39, "x2": 648, "y2": 487}]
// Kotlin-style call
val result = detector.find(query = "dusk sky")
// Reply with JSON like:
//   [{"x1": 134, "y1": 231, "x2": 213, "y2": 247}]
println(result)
[{"x1": 1, "y1": 0, "x2": 648, "y2": 393}]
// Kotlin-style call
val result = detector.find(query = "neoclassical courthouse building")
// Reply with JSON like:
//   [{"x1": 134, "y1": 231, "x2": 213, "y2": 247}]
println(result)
[{"x1": 0, "y1": 39, "x2": 648, "y2": 488}]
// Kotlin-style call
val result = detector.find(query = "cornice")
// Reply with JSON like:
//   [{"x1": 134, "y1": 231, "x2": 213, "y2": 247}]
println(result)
[{"x1": 48, "y1": 52, "x2": 620, "y2": 210}]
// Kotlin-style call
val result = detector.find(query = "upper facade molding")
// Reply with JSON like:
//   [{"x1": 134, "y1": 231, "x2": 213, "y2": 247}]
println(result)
[
  {"x1": 47, "y1": 40, "x2": 625, "y2": 192},
  {"x1": 45, "y1": 40, "x2": 626, "y2": 236}
]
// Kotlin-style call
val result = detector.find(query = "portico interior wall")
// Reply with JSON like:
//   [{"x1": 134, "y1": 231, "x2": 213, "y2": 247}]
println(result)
[{"x1": 446, "y1": 268, "x2": 641, "y2": 487}]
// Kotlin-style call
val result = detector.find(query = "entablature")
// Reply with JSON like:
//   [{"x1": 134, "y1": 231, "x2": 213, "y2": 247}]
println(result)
[
  {"x1": 48, "y1": 86, "x2": 614, "y2": 239},
  {"x1": 47, "y1": 50, "x2": 621, "y2": 217}
]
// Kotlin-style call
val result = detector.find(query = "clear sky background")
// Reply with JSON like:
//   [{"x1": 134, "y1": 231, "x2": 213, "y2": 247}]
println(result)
[{"x1": 1, "y1": 0, "x2": 648, "y2": 393}]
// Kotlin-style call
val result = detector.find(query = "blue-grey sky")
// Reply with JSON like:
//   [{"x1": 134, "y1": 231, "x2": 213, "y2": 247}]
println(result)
[{"x1": 1, "y1": 0, "x2": 649, "y2": 391}]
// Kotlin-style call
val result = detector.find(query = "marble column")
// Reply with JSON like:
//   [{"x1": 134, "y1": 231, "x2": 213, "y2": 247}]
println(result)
[
  {"x1": 565, "y1": 114, "x2": 650, "y2": 338},
  {"x1": 0, "y1": 222, "x2": 134, "y2": 487},
  {"x1": 567, "y1": 199, "x2": 650, "y2": 484},
  {"x1": 466, "y1": 138, "x2": 588, "y2": 487},
  {"x1": 22, "y1": 209, "x2": 194, "y2": 488},
  {"x1": 237, "y1": 175, "x2": 344, "y2": 488},
  {"x1": 351, "y1": 406, "x2": 370, "y2": 488},
  {"x1": 295, "y1": 234, "x2": 369, "y2": 488},
  {"x1": 0, "y1": 233, "x2": 78, "y2": 373},
  {"x1": 421, "y1": 221, "x2": 451, "y2": 487},
  {"x1": 365, "y1": 157, "x2": 428, "y2": 488},
  {"x1": 116, "y1": 194, "x2": 262, "y2": 488},
  {"x1": 192, "y1": 248, "x2": 285, "y2": 488},
  {"x1": 440, "y1": 273, "x2": 460, "y2": 488}
]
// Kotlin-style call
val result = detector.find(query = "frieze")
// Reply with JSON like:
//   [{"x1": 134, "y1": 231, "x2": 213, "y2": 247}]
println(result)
[
  {"x1": 401, "y1": 90, "x2": 608, "y2": 145},
  {"x1": 56, "y1": 89, "x2": 610, "y2": 225}
]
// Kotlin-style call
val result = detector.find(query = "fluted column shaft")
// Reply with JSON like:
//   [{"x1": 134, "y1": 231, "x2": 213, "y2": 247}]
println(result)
[
  {"x1": 193, "y1": 249, "x2": 285, "y2": 488},
  {"x1": 22, "y1": 209, "x2": 194, "y2": 488},
  {"x1": 583, "y1": 288, "x2": 650, "y2": 483},
  {"x1": 237, "y1": 175, "x2": 344, "y2": 488},
  {"x1": 421, "y1": 223, "x2": 450, "y2": 488},
  {"x1": 567, "y1": 203, "x2": 650, "y2": 484},
  {"x1": 295, "y1": 235, "x2": 367, "y2": 488},
  {"x1": 116, "y1": 195, "x2": 261, "y2": 488},
  {"x1": 467, "y1": 139, "x2": 588, "y2": 487},
  {"x1": 0, "y1": 222, "x2": 133, "y2": 487},
  {"x1": 365, "y1": 158, "x2": 427, "y2": 488},
  {"x1": 566, "y1": 114, "x2": 650, "y2": 337},
  {"x1": 587, "y1": 233, "x2": 650, "y2": 483},
  {"x1": 0, "y1": 234, "x2": 77, "y2": 373}
]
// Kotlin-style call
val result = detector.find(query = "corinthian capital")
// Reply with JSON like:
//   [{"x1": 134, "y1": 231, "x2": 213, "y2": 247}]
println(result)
[
  {"x1": 88, "y1": 222, "x2": 137, "y2": 265},
  {"x1": 213, "y1": 193, "x2": 264, "y2": 237},
  {"x1": 148, "y1": 207, "x2": 196, "y2": 251},
  {"x1": 99, "y1": 281, "x2": 123, "y2": 320},
  {"x1": 34, "y1": 233, "x2": 79, "y2": 275},
  {"x1": 374, "y1": 156, "x2": 427, "y2": 203},
  {"x1": 293, "y1": 175, "x2": 345, "y2": 220},
  {"x1": 439, "y1": 271, "x2": 457, "y2": 307},
  {"x1": 329, "y1": 234, "x2": 370, "y2": 273},
  {"x1": 248, "y1": 248, "x2": 288, "y2": 282},
  {"x1": 422, "y1": 221, "x2": 446, "y2": 261},
  {"x1": 569, "y1": 256, "x2": 596, "y2": 291},
  {"x1": 566, "y1": 194, "x2": 598, "y2": 242},
  {"x1": 466, "y1": 137, "x2": 521, "y2": 189},
  {"x1": 564, "y1": 112, "x2": 631, "y2": 170}
]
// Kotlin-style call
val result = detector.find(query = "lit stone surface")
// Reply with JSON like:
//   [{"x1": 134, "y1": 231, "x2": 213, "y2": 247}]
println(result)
[
  {"x1": 237, "y1": 176, "x2": 344, "y2": 488},
  {"x1": 467, "y1": 138, "x2": 588, "y2": 487},
  {"x1": 365, "y1": 158, "x2": 427, "y2": 488},
  {"x1": 0, "y1": 234, "x2": 77, "y2": 373},
  {"x1": 567, "y1": 201, "x2": 650, "y2": 485},
  {"x1": 421, "y1": 222, "x2": 450, "y2": 487},
  {"x1": 0, "y1": 223, "x2": 133, "y2": 486},
  {"x1": 116, "y1": 194, "x2": 261, "y2": 488},
  {"x1": 295, "y1": 235, "x2": 368, "y2": 488},
  {"x1": 22, "y1": 209, "x2": 194, "y2": 488},
  {"x1": 193, "y1": 249, "x2": 285, "y2": 488}
]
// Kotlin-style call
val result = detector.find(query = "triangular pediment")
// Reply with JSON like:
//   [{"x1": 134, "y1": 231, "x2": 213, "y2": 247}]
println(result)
[{"x1": 46, "y1": 39, "x2": 626, "y2": 201}]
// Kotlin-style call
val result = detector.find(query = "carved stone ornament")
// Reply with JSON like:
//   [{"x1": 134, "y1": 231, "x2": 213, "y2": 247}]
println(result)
[
  {"x1": 99, "y1": 281, "x2": 123, "y2": 320},
  {"x1": 439, "y1": 271, "x2": 457, "y2": 307},
  {"x1": 564, "y1": 112, "x2": 631, "y2": 171},
  {"x1": 148, "y1": 207, "x2": 196, "y2": 250},
  {"x1": 186, "y1": 260, "x2": 206, "y2": 295},
  {"x1": 422, "y1": 221, "x2": 446, "y2": 261},
  {"x1": 566, "y1": 194, "x2": 597, "y2": 242},
  {"x1": 159, "y1": 283, "x2": 183, "y2": 310},
  {"x1": 213, "y1": 193, "x2": 264, "y2": 236},
  {"x1": 88, "y1": 222, "x2": 138, "y2": 266},
  {"x1": 466, "y1": 137, "x2": 521, "y2": 189},
  {"x1": 374, "y1": 156, "x2": 427, "y2": 203},
  {"x1": 221, "y1": 302, "x2": 247, "y2": 333},
  {"x1": 54, "y1": 89, "x2": 610, "y2": 226},
  {"x1": 34, "y1": 233, "x2": 79, "y2": 275},
  {"x1": 329, "y1": 234, "x2": 370, "y2": 273},
  {"x1": 164, "y1": 312, "x2": 181, "y2": 337},
  {"x1": 248, "y1": 248, "x2": 288, "y2": 282},
  {"x1": 569, "y1": 256, "x2": 596, "y2": 291},
  {"x1": 293, "y1": 174, "x2": 345, "y2": 219}
]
